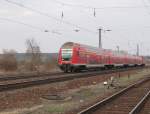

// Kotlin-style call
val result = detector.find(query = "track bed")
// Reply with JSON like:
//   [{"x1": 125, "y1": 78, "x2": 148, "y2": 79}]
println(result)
[
  {"x1": 138, "y1": 92, "x2": 150, "y2": 114},
  {"x1": 0, "y1": 67, "x2": 146, "y2": 92},
  {"x1": 78, "y1": 77, "x2": 150, "y2": 114}
]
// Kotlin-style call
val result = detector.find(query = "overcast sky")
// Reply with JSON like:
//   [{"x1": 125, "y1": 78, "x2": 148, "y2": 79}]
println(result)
[{"x1": 0, "y1": 0, "x2": 150, "y2": 55}]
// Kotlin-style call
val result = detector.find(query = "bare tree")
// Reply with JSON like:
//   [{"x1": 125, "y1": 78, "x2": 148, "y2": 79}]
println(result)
[{"x1": 25, "y1": 38, "x2": 42, "y2": 71}]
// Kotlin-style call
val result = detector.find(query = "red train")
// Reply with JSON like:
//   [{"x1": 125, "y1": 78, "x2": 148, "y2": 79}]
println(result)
[{"x1": 58, "y1": 42, "x2": 145, "y2": 72}]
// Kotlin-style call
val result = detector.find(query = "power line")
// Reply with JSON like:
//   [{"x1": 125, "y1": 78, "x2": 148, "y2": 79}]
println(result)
[
  {"x1": 0, "y1": 17, "x2": 61, "y2": 35},
  {"x1": 3, "y1": 0, "x2": 97, "y2": 34},
  {"x1": 0, "y1": 17, "x2": 42, "y2": 30},
  {"x1": 51, "y1": 0, "x2": 150, "y2": 9}
]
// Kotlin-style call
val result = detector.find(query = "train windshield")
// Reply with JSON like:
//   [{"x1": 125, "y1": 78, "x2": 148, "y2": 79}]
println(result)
[{"x1": 61, "y1": 49, "x2": 73, "y2": 61}]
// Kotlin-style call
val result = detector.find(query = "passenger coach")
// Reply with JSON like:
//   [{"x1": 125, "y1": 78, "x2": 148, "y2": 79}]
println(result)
[{"x1": 58, "y1": 42, "x2": 145, "y2": 72}]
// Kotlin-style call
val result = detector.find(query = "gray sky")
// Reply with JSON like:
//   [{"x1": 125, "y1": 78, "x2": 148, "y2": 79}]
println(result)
[{"x1": 0, "y1": 0, "x2": 150, "y2": 55}]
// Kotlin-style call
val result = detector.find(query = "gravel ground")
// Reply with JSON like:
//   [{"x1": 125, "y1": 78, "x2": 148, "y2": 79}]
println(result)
[{"x1": 0, "y1": 68, "x2": 149, "y2": 114}]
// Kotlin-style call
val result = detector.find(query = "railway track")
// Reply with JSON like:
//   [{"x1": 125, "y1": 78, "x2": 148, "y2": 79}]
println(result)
[
  {"x1": 78, "y1": 76, "x2": 150, "y2": 114},
  {"x1": 138, "y1": 92, "x2": 150, "y2": 114},
  {"x1": 0, "y1": 71, "x2": 63, "y2": 82},
  {"x1": 0, "y1": 66, "x2": 147, "y2": 92},
  {"x1": 130, "y1": 90, "x2": 150, "y2": 114},
  {"x1": 0, "y1": 66, "x2": 148, "y2": 82}
]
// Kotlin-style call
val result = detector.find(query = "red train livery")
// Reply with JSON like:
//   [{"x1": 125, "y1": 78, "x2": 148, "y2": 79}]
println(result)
[{"x1": 58, "y1": 42, "x2": 145, "y2": 72}]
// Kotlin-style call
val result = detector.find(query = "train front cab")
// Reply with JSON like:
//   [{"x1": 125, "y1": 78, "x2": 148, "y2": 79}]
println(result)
[
  {"x1": 58, "y1": 42, "x2": 87, "y2": 73},
  {"x1": 59, "y1": 48, "x2": 73, "y2": 72}
]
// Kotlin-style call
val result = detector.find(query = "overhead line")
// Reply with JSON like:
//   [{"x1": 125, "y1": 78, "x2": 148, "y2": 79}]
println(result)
[
  {"x1": 0, "y1": 17, "x2": 61, "y2": 35},
  {"x1": 51, "y1": 0, "x2": 150, "y2": 9},
  {"x1": 4, "y1": 0, "x2": 97, "y2": 34},
  {"x1": 0, "y1": 17, "x2": 42, "y2": 31}
]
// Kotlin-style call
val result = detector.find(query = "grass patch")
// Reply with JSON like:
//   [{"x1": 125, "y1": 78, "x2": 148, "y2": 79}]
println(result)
[
  {"x1": 47, "y1": 105, "x2": 65, "y2": 113},
  {"x1": 44, "y1": 101, "x2": 77, "y2": 114},
  {"x1": 75, "y1": 88, "x2": 94, "y2": 99}
]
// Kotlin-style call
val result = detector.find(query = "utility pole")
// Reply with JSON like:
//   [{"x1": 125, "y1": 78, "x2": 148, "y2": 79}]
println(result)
[
  {"x1": 98, "y1": 28, "x2": 102, "y2": 48},
  {"x1": 116, "y1": 46, "x2": 119, "y2": 52},
  {"x1": 98, "y1": 28, "x2": 111, "y2": 48},
  {"x1": 137, "y1": 44, "x2": 139, "y2": 56}
]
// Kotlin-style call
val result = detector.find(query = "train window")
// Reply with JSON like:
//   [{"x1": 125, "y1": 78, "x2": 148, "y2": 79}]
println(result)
[
  {"x1": 62, "y1": 49, "x2": 72, "y2": 61},
  {"x1": 77, "y1": 50, "x2": 79, "y2": 56}
]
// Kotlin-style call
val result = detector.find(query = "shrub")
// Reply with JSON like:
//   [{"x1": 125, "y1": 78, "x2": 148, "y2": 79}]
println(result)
[{"x1": 0, "y1": 49, "x2": 18, "y2": 71}]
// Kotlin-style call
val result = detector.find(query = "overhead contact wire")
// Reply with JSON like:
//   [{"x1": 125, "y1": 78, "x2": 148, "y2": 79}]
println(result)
[{"x1": 4, "y1": 0, "x2": 97, "y2": 34}]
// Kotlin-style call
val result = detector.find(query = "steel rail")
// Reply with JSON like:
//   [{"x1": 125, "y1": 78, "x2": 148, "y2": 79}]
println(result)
[
  {"x1": 129, "y1": 90, "x2": 150, "y2": 114},
  {"x1": 77, "y1": 77, "x2": 150, "y2": 114},
  {"x1": 0, "y1": 66, "x2": 147, "y2": 92},
  {"x1": 0, "y1": 72, "x2": 63, "y2": 81},
  {"x1": 0, "y1": 66, "x2": 147, "y2": 82}
]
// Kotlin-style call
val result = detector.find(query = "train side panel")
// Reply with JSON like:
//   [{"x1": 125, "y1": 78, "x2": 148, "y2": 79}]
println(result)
[{"x1": 58, "y1": 42, "x2": 145, "y2": 72}]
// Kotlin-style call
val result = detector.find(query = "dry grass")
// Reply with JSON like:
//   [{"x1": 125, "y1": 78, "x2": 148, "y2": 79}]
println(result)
[{"x1": 0, "y1": 50, "x2": 17, "y2": 71}]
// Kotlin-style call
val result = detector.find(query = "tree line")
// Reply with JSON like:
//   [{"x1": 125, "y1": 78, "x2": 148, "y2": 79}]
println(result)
[{"x1": 0, "y1": 38, "x2": 58, "y2": 72}]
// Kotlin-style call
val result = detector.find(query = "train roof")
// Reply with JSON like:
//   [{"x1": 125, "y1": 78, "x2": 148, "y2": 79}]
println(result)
[
  {"x1": 61, "y1": 42, "x2": 74, "y2": 48},
  {"x1": 61, "y1": 42, "x2": 104, "y2": 51},
  {"x1": 61, "y1": 42, "x2": 142, "y2": 58}
]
